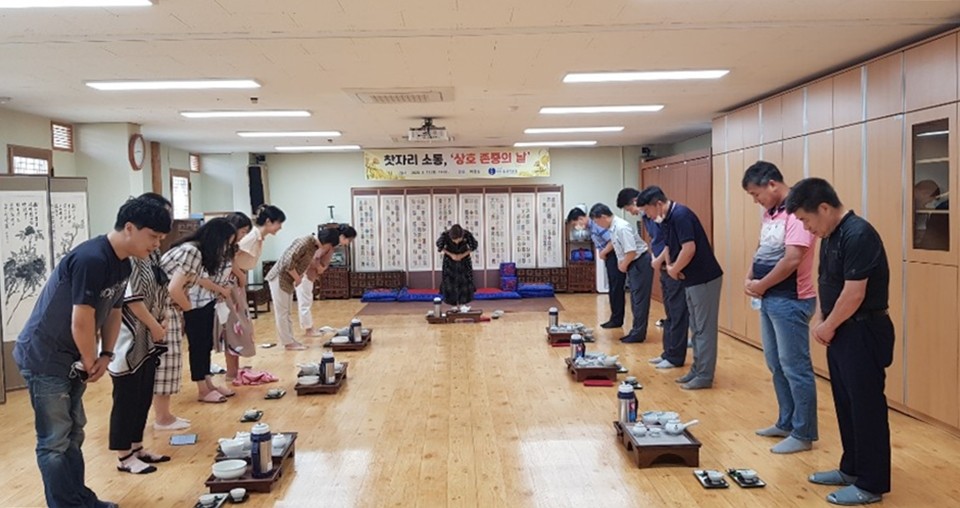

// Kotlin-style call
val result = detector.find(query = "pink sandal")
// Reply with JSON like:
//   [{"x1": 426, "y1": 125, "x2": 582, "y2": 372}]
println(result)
[{"x1": 197, "y1": 391, "x2": 227, "y2": 403}]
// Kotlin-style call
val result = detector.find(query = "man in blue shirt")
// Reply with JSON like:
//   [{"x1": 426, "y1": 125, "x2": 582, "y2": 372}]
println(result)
[
  {"x1": 566, "y1": 207, "x2": 624, "y2": 329},
  {"x1": 618, "y1": 188, "x2": 688, "y2": 368},
  {"x1": 14, "y1": 198, "x2": 171, "y2": 508},
  {"x1": 638, "y1": 186, "x2": 723, "y2": 390}
]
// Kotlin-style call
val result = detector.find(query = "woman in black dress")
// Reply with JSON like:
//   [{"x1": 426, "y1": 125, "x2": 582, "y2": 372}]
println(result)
[{"x1": 436, "y1": 224, "x2": 478, "y2": 306}]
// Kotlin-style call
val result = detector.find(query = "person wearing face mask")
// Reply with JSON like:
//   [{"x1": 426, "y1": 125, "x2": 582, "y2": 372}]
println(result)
[
  {"x1": 637, "y1": 186, "x2": 723, "y2": 390},
  {"x1": 617, "y1": 187, "x2": 688, "y2": 369}
]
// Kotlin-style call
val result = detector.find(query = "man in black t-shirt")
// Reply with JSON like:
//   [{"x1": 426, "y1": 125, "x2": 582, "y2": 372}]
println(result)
[
  {"x1": 785, "y1": 178, "x2": 893, "y2": 506},
  {"x1": 14, "y1": 199, "x2": 170, "y2": 508}
]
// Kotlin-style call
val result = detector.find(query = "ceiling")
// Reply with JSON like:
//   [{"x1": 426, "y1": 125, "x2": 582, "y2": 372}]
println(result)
[{"x1": 1, "y1": 1, "x2": 959, "y2": 154}]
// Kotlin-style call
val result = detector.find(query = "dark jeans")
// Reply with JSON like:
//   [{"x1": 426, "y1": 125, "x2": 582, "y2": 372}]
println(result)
[
  {"x1": 605, "y1": 253, "x2": 626, "y2": 325},
  {"x1": 660, "y1": 269, "x2": 689, "y2": 366},
  {"x1": 184, "y1": 301, "x2": 217, "y2": 382},
  {"x1": 109, "y1": 358, "x2": 158, "y2": 450},
  {"x1": 21, "y1": 368, "x2": 102, "y2": 508},
  {"x1": 827, "y1": 314, "x2": 895, "y2": 494},
  {"x1": 625, "y1": 252, "x2": 653, "y2": 340}
]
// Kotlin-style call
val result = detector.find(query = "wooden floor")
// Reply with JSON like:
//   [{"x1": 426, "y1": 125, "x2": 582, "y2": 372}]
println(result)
[{"x1": 2, "y1": 294, "x2": 960, "y2": 507}]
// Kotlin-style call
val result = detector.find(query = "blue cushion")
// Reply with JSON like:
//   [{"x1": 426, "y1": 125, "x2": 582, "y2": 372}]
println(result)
[
  {"x1": 396, "y1": 287, "x2": 442, "y2": 302},
  {"x1": 361, "y1": 289, "x2": 399, "y2": 302},
  {"x1": 473, "y1": 290, "x2": 521, "y2": 300}
]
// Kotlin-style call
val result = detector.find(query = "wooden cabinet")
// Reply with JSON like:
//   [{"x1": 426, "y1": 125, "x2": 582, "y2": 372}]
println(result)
[
  {"x1": 781, "y1": 137, "x2": 804, "y2": 184},
  {"x1": 833, "y1": 68, "x2": 864, "y2": 128},
  {"x1": 866, "y1": 115, "x2": 906, "y2": 404},
  {"x1": 741, "y1": 104, "x2": 761, "y2": 149},
  {"x1": 761, "y1": 96, "x2": 783, "y2": 144},
  {"x1": 833, "y1": 125, "x2": 864, "y2": 213},
  {"x1": 713, "y1": 154, "x2": 731, "y2": 332},
  {"x1": 315, "y1": 267, "x2": 350, "y2": 299},
  {"x1": 782, "y1": 89, "x2": 805, "y2": 139},
  {"x1": 807, "y1": 79, "x2": 834, "y2": 133},
  {"x1": 866, "y1": 53, "x2": 903, "y2": 120},
  {"x1": 712, "y1": 117, "x2": 726, "y2": 153},
  {"x1": 904, "y1": 33, "x2": 958, "y2": 112},
  {"x1": 906, "y1": 104, "x2": 958, "y2": 265},
  {"x1": 905, "y1": 262, "x2": 959, "y2": 427},
  {"x1": 727, "y1": 150, "x2": 748, "y2": 340},
  {"x1": 742, "y1": 148, "x2": 763, "y2": 347}
]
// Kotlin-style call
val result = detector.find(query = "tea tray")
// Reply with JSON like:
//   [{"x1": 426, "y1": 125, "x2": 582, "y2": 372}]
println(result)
[
  {"x1": 565, "y1": 357, "x2": 619, "y2": 382},
  {"x1": 613, "y1": 421, "x2": 701, "y2": 468},
  {"x1": 205, "y1": 432, "x2": 298, "y2": 493},
  {"x1": 323, "y1": 330, "x2": 372, "y2": 351},
  {"x1": 294, "y1": 362, "x2": 348, "y2": 395},
  {"x1": 215, "y1": 431, "x2": 298, "y2": 464},
  {"x1": 427, "y1": 309, "x2": 483, "y2": 324}
]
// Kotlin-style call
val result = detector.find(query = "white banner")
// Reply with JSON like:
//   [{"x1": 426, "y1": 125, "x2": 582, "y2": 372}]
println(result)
[
  {"x1": 406, "y1": 194, "x2": 433, "y2": 272},
  {"x1": 364, "y1": 147, "x2": 549, "y2": 180},
  {"x1": 0, "y1": 191, "x2": 52, "y2": 342},
  {"x1": 50, "y1": 191, "x2": 89, "y2": 266},
  {"x1": 484, "y1": 194, "x2": 511, "y2": 270},
  {"x1": 458, "y1": 193, "x2": 484, "y2": 269},
  {"x1": 379, "y1": 195, "x2": 406, "y2": 271},
  {"x1": 537, "y1": 191, "x2": 563, "y2": 268},
  {"x1": 352, "y1": 195, "x2": 380, "y2": 272},
  {"x1": 511, "y1": 193, "x2": 537, "y2": 268}
]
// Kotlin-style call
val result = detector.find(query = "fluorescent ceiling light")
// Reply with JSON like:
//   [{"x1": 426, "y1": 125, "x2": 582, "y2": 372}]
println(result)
[
  {"x1": 238, "y1": 131, "x2": 341, "y2": 138},
  {"x1": 524, "y1": 126, "x2": 624, "y2": 134},
  {"x1": 540, "y1": 105, "x2": 663, "y2": 114},
  {"x1": 0, "y1": 0, "x2": 154, "y2": 7},
  {"x1": 87, "y1": 79, "x2": 259, "y2": 91},
  {"x1": 275, "y1": 145, "x2": 361, "y2": 152},
  {"x1": 917, "y1": 130, "x2": 949, "y2": 137},
  {"x1": 514, "y1": 141, "x2": 597, "y2": 147},
  {"x1": 181, "y1": 110, "x2": 311, "y2": 119},
  {"x1": 563, "y1": 70, "x2": 729, "y2": 83}
]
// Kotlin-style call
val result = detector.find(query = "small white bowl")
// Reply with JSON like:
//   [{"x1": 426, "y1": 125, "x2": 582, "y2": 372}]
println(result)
[
  {"x1": 212, "y1": 459, "x2": 247, "y2": 480},
  {"x1": 297, "y1": 375, "x2": 320, "y2": 386},
  {"x1": 198, "y1": 494, "x2": 219, "y2": 507}
]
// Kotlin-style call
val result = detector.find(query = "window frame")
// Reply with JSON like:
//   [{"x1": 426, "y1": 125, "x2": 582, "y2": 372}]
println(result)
[
  {"x1": 51, "y1": 121, "x2": 75, "y2": 152},
  {"x1": 170, "y1": 168, "x2": 192, "y2": 219},
  {"x1": 7, "y1": 144, "x2": 54, "y2": 176}
]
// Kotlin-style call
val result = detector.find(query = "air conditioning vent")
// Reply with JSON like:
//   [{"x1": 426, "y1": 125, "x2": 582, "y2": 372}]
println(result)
[{"x1": 348, "y1": 87, "x2": 453, "y2": 104}]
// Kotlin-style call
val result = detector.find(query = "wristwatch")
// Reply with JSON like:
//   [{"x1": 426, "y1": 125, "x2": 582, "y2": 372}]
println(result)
[{"x1": 99, "y1": 351, "x2": 115, "y2": 360}]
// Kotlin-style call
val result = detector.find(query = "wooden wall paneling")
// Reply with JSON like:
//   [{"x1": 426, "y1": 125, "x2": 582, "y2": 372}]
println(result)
[
  {"x1": 833, "y1": 125, "x2": 864, "y2": 213},
  {"x1": 782, "y1": 89, "x2": 806, "y2": 139},
  {"x1": 686, "y1": 159, "x2": 713, "y2": 246},
  {"x1": 833, "y1": 67, "x2": 864, "y2": 128},
  {"x1": 741, "y1": 104, "x2": 761, "y2": 149},
  {"x1": 761, "y1": 96, "x2": 783, "y2": 144},
  {"x1": 866, "y1": 53, "x2": 904, "y2": 121},
  {"x1": 727, "y1": 150, "x2": 748, "y2": 339},
  {"x1": 712, "y1": 117, "x2": 727, "y2": 154},
  {"x1": 904, "y1": 33, "x2": 958, "y2": 112},
  {"x1": 806, "y1": 130, "x2": 835, "y2": 376},
  {"x1": 664, "y1": 163, "x2": 688, "y2": 203},
  {"x1": 761, "y1": 141, "x2": 784, "y2": 171},
  {"x1": 742, "y1": 147, "x2": 763, "y2": 347},
  {"x1": 905, "y1": 104, "x2": 958, "y2": 266},
  {"x1": 866, "y1": 115, "x2": 906, "y2": 404},
  {"x1": 726, "y1": 111, "x2": 744, "y2": 152},
  {"x1": 642, "y1": 167, "x2": 663, "y2": 302},
  {"x1": 806, "y1": 78, "x2": 835, "y2": 134},
  {"x1": 713, "y1": 155, "x2": 732, "y2": 332},
  {"x1": 150, "y1": 141, "x2": 162, "y2": 194},
  {"x1": 782, "y1": 137, "x2": 805, "y2": 184},
  {"x1": 905, "y1": 262, "x2": 959, "y2": 427}
]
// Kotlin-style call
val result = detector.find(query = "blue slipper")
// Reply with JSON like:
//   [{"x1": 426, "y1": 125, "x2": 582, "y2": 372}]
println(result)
[
  {"x1": 827, "y1": 485, "x2": 882, "y2": 505},
  {"x1": 809, "y1": 469, "x2": 857, "y2": 486}
]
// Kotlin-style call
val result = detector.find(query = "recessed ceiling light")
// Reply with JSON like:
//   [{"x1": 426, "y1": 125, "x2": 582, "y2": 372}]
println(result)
[
  {"x1": 238, "y1": 131, "x2": 341, "y2": 138},
  {"x1": 0, "y1": 0, "x2": 154, "y2": 7},
  {"x1": 524, "y1": 126, "x2": 624, "y2": 134},
  {"x1": 514, "y1": 141, "x2": 598, "y2": 147},
  {"x1": 540, "y1": 105, "x2": 663, "y2": 114},
  {"x1": 563, "y1": 70, "x2": 730, "y2": 83},
  {"x1": 275, "y1": 145, "x2": 361, "y2": 152},
  {"x1": 180, "y1": 110, "x2": 311, "y2": 119},
  {"x1": 87, "y1": 79, "x2": 259, "y2": 91}
]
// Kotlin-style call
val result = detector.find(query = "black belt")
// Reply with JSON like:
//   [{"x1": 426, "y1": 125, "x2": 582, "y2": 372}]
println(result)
[{"x1": 851, "y1": 309, "x2": 888, "y2": 322}]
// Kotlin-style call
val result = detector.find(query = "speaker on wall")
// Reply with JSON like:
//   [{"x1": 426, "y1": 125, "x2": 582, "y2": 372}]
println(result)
[{"x1": 248, "y1": 165, "x2": 270, "y2": 214}]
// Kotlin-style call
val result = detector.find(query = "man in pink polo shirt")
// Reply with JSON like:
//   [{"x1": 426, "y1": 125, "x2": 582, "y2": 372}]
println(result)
[{"x1": 742, "y1": 161, "x2": 818, "y2": 455}]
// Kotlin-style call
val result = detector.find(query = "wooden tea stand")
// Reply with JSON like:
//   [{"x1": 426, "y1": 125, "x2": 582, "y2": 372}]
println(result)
[
  {"x1": 205, "y1": 432, "x2": 298, "y2": 493},
  {"x1": 322, "y1": 330, "x2": 373, "y2": 351},
  {"x1": 613, "y1": 422, "x2": 701, "y2": 468},
  {"x1": 294, "y1": 362, "x2": 349, "y2": 395},
  {"x1": 564, "y1": 357, "x2": 619, "y2": 382},
  {"x1": 426, "y1": 308, "x2": 484, "y2": 324},
  {"x1": 546, "y1": 327, "x2": 575, "y2": 344}
]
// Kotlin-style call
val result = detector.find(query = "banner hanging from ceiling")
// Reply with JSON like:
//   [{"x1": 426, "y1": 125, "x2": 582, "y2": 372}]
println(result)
[{"x1": 364, "y1": 147, "x2": 549, "y2": 180}]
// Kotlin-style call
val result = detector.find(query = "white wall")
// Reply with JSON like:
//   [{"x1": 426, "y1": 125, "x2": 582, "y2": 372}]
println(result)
[
  {"x1": 199, "y1": 153, "x2": 250, "y2": 214},
  {"x1": 74, "y1": 122, "x2": 141, "y2": 233},
  {"x1": 259, "y1": 146, "x2": 644, "y2": 261},
  {"x1": 0, "y1": 107, "x2": 77, "y2": 176}
]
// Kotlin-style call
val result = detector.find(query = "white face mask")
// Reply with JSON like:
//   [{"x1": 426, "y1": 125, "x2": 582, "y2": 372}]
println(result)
[{"x1": 653, "y1": 215, "x2": 665, "y2": 224}]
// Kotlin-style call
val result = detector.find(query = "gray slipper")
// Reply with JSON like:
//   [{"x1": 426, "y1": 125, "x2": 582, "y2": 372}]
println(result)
[
  {"x1": 809, "y1": 470, "x2": 857, "y2": 486},
  {"x1": 826, "y1": 485, "x2": 881, "y2": 505}
]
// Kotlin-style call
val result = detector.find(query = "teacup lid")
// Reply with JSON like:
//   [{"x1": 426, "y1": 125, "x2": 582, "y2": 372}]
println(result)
[
  {"x1": 251, "y1": 422, "x2": 270, "y2": 434},
  {"x1": 548, "y1": 307, "x2": 558, "y2": 312},
  {"x1": 618, "y1": 383, "x2": 634, "y2": 393}
]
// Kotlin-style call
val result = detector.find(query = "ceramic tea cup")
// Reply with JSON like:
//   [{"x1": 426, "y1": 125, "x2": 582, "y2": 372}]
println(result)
[
  {"x1": 198, "y1": 494, "x2": 218, "y2": 507},
  {"x1": 706, "y1": 470, "x2": 724, "y2": 483},
  {"x1": 641, "y1": 411, "x2": 661, "y2": 425},
  {"x1": 218, "y1": 438, "x2": 245, "y2": 458},
  {"x1": 266, "y1": 388, "x2": 283, "y2": 397},
  {"x1": 630, "y1": 424, "x2": 647, "y2": 437},
  {"x1": 657, "y1": 411, "x2": 679, "y2": 425},
  {"x1": 298, "y1": 363, "x2": 320, "y2": 376},
  {"x1": 648, "y1": 428, "x2": 663, "y2": 438},
  {"x1": 243, "y1": 408, "x2": 259, "y2": 419},
  {"x1": 230, "y1": 488, "x2": 247, "y2": 502},
  {"x1": 271, "y1": 434, "x2": 289, "y2": 451},
  {"x1": 625, "y1": 376, "x2": 638, "y2": 385}
]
